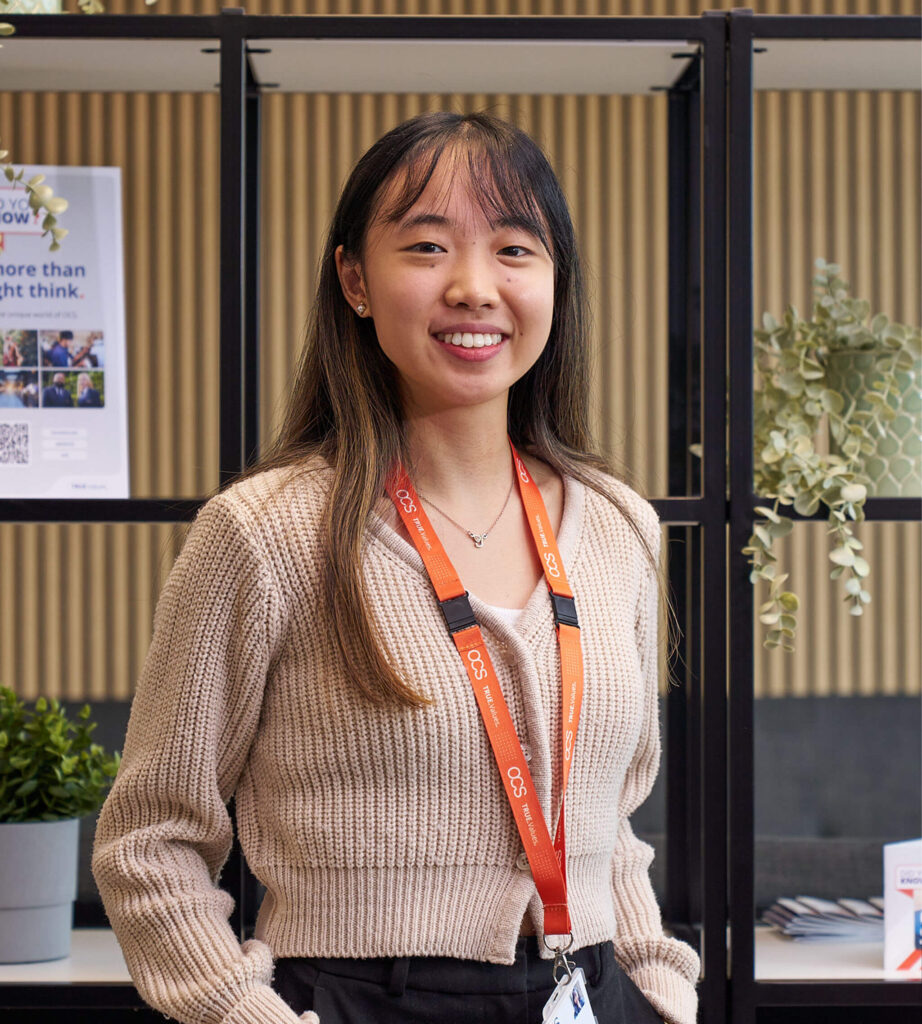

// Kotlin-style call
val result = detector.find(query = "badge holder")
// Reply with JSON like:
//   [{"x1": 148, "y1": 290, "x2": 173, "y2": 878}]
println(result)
[{"x1": 541, "y1": 934, "x2": 598, "y2": 1024}]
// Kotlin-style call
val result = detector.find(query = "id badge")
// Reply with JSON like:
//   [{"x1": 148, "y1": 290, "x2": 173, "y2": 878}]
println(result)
[{"x1": 541, "y1": 966, "x2": 598, "y2": 1024}]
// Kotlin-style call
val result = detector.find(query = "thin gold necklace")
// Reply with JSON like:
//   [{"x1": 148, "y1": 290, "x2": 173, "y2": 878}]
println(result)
[{"x1": 418, "y1": 477, "x2": 515, "y2": 548}]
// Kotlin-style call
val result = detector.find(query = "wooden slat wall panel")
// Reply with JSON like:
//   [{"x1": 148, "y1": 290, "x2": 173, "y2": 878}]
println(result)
[
  {"x1": 0, "y1": 89, "x2": 216, "y2": 699},
  {"x1": 752, "y1": 88, "x2": 921, "y2": 697},
  {"x1": 0, "y1": 0, "x2": 918, "y2": 702},
  {"x1": 753, "y1": 523, "x2": 922, "y2": 698}
]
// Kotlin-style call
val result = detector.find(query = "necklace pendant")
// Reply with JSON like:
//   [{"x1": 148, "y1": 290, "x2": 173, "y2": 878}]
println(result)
[{"x1": 469, "y1": 532, "x2": 486, "y2": 548}]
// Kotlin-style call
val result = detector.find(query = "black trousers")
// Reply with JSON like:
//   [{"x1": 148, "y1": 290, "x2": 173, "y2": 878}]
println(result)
[{"x1": 274, "y1": 936, "x2": 664, "y2": 1023}]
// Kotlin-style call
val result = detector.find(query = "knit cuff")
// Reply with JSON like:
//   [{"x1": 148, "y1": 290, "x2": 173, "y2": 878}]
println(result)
[
  {"x1": 629, "y1": 965, "x2": 698, "y2": 1024},
  {"x1": 217, "y1": 983, "x2": 306, "y2": 1024}
]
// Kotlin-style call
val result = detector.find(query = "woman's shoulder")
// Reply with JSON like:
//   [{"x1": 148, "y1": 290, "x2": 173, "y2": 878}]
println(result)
[
  {"x1": 576, "y1": 467, "x2": 660, "y2": 548},
  {"x1": 195, "y1": 457, "x2": 333, "y2": 552},
  {"x1": 223, "y1": 457, "x2": 331, "y2": 506}
]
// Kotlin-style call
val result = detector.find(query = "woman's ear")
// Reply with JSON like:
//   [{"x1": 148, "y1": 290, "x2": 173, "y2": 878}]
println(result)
[{"x1": 335, "y1": 245, "x2": 369, "y2": 317}]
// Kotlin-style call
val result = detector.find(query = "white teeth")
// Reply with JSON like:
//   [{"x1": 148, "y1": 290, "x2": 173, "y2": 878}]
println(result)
[{"x1": 437, "y1": 332, "x2": 503, "y2": 348}]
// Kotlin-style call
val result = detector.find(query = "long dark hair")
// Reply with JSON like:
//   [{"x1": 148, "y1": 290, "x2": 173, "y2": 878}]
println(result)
[{"x1": 231, "y1": 111, "x2": 674, "y2": 706}]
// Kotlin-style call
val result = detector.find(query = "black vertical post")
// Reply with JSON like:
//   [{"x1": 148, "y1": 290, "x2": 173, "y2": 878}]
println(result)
[
  {"x1": 243, "y1": 59, "x2": 262, "y2": 469},
  {"x1": 225, "y1": 797, "x2": 245, "y2": 941},
  {"x1": 219, "y1": 9, "x2": 247, "y2": 487},
  {"x1": 665, "y1": 57, "x2": 703, "y2": 942},
  {"x1": 219, "y1": 9, "x2": 248, "y2": 941},
  {"x1": 665, "y1": 81, "x2": 690, "y2": 933},
  {"x1": 685, "y1": 76, "x2": 703, "y2": 936},
  {"x1": 728, "y1": 10, "x2": 757, "y2": 1024},
  {"x1": 236, "y1": 52, "x2": 265, "y2": 937},
  {"x1": 699, "y1": 12, "x2": 729, "y2": 1024}
]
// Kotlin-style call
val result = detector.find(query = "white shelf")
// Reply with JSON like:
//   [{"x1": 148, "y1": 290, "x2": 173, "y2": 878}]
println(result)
[
  {"x1": 754, "y1": 927, "x2": 921, "y2": 982},
  {"x1": 2, "y1": 928, "x2": 921, "y2": 986},
  {"x1": 247, "y1": 38, "x2": 694, "y2": 95},
  {"x1": 0, "y1": 33, "x2": 917, "y2": 95},
  {"x1": 0, "y1": 928, "x2": 131, "y2": 984},
  {"x1": 753, "y1": 38, "x2": 921, "y2": 92},
  {"x1": 0, "y1": 38, "x2": 220, "y2": 93}
]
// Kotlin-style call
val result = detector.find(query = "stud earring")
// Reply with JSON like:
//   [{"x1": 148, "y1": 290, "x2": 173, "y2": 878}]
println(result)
[{"x1": 356, "y1": 303, "x2": 366, "y2": 316}]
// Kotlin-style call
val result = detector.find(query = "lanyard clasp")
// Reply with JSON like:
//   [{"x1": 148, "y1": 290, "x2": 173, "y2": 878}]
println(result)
[
  {"x1": 544, "y1": 931, "x2": 576, "y2": 983},
  {"x1": 549, "y1": 592, "x2": 579, "y2": 629},
  {"x1": 439, "y1": 592, "x2": 478, "y2": 635}
]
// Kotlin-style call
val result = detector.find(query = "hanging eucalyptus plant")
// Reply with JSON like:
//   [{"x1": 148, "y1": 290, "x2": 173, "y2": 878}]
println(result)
[{"x1": 745, "y1": 259, "x2": 919, "y2": 651}]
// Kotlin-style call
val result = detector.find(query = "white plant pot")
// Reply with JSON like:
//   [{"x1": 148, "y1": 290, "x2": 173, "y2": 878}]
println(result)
[
  {"x1": 826, "y1": 348, "x2": 922, "y2": 498},
  {"x1": 0, "y1": 817, "x2": 79, "y2": 963}
]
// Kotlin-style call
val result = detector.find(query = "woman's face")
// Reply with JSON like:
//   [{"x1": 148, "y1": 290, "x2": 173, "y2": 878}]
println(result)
[{"x1": 337, "y1": 155, "x2": 555, "y2": 419}]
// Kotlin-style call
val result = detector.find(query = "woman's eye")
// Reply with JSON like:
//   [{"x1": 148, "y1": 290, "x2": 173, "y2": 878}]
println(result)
[
  {"x1": 499, "y1": 245, "x2": 532, "y2": 257},
  {"x1": 407, "y1": 241, "x2": 445, "y2": 254}
]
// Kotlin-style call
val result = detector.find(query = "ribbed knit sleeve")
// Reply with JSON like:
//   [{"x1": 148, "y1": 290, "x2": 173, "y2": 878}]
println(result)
[
  {"x1": 609, "y1": 503, "x2": 700, "y2": 1024},
  {"x1": 91, "y1": 494, "x2": 306, "y2": 1024}
]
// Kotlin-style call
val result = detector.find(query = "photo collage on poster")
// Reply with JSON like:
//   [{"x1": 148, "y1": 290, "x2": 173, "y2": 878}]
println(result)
[{"x1": 0, "y1": 328, "x2": 105, "y2": 411}]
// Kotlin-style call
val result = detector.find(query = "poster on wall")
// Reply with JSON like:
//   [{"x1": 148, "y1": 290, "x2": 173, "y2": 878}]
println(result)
[{"x1": 0, "y1": 165, "x2": 128, "y2": 498}]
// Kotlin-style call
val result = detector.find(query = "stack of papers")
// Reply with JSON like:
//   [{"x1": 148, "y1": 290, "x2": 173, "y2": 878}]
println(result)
[{"x1": 762, "y1": 896, "x2": 884, "y2": 942}]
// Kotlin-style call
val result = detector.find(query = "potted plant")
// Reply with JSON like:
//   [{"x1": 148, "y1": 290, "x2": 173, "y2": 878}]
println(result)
[
  {"x1": 0, "y1": 686, "x2": 119, "y2": 962},
  {"x1": 694, "y1": 259, "x2": 921, "y2": 652}
]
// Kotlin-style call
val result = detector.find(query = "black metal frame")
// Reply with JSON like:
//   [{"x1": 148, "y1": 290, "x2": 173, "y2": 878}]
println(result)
[
  {"x1": 0, "y1": 13, "x2": 723, "y2": 1020},
  {"x1": 1, "y1": 8, "x2": 916, "y2": 1023},
  {"x1": 726, "y1": 9, "x2": 922, "y2": 1024},
  {"x1": 665, "y1": 43, "x2": 703, "y2": 949}
]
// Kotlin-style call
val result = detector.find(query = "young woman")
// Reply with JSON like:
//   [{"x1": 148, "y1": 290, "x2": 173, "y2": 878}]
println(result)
[{"x1": 93, "y1": 112, "x2": 700, "y2": 1024}]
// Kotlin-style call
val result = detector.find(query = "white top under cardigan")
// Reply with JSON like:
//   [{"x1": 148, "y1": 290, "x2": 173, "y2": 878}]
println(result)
[{"x1": 477, "y1": 601, "x2": 523, "y2": 628}]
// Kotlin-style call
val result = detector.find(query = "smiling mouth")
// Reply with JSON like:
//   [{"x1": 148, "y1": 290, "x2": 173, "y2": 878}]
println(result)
[{"x1": 435, "y1": 331, "x2": 504, "y2": 349}]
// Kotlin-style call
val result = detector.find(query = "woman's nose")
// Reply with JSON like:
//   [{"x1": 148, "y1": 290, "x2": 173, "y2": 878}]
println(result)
[{"x1": 443, "y1": 255, "x2": 499, "y2": 309}]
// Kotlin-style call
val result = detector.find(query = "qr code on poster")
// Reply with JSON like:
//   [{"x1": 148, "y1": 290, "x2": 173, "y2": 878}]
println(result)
[{"x1": 0, "y1": 422, "x2": 30, "y2": 466}]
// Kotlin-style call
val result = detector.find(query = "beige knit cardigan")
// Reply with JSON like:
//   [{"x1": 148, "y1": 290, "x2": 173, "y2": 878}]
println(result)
[{"x1": 92, "y1": 463, "x2": 700, "y2": 1024}]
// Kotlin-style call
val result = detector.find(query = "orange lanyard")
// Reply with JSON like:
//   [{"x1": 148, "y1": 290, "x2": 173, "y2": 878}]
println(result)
[{"x1": 386, "y1": 440, "x2": 584, "y2": 939}]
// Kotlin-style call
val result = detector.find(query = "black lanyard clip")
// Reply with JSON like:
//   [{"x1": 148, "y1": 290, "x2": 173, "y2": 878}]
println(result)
[
  {"x1": 550, "y1": 592, "x2": 579, "y2": 629},
  {"x1": 440, "y1": 592, "x2": 478, "y2": 635}
]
